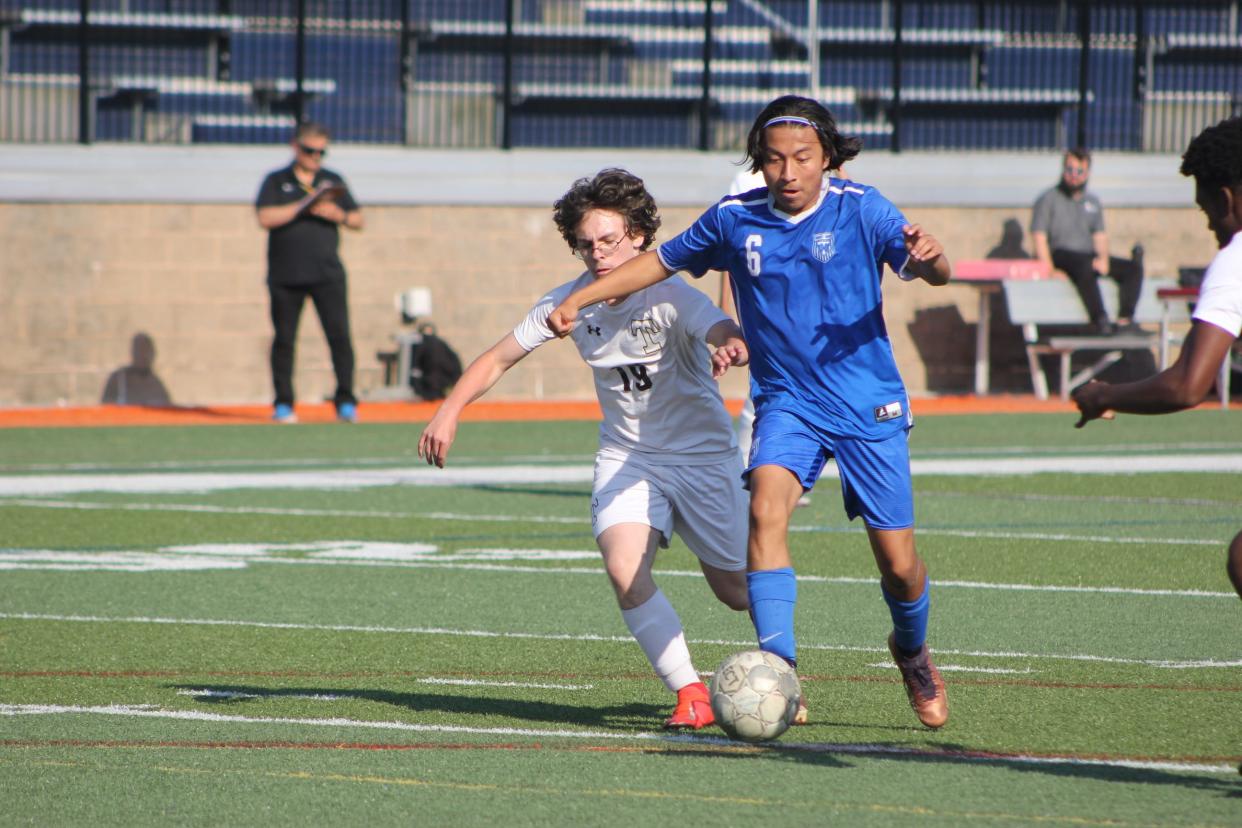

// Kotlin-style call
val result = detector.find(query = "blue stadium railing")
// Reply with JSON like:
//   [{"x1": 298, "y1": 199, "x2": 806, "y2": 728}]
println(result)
[{"x1": 0, "y1": 0, "x2": 1238, "y2": 152}]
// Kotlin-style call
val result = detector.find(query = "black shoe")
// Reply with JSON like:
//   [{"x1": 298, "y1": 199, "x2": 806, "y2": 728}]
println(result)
[
  {"x1": 1093, "y1": 318, "x2": 1115, "y2": 336},
  {"x1": 1116, "y1": 321, "x2": 1146, "y2": 335}
]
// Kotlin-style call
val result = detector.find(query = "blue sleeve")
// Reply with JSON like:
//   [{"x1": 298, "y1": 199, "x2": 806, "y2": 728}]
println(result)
[
  {"x1": 862, "y1": 188, "x2": 909, "y2": 274},
  {"x1": 656, "y1": 203, "x2": 728, "y2": 278}
]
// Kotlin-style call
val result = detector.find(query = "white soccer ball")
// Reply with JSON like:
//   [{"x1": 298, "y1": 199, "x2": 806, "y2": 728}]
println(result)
[{"x1": 709, "y1": 650, "x2": 802, "y2": 742}]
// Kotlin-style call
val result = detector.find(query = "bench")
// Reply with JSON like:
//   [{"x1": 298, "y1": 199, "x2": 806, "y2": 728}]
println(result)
[{"x1": 1002, "y1": 278, "x2": 1176, "y2": 400}]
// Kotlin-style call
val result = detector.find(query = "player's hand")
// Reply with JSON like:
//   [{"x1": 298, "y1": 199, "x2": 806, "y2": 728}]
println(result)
[
  {"x1": 1070, "y1": 380, "x2": 1116, "y2": 428},
  {"x1": 902, "y1": 224, "x2": 943, "y2": 264},
  {"x1": 548, "y1": 301, "x2": 578, "y2": 337},
  {"x1": 710, "y1": 339, "x2": 749, "y2": 378},
  {"x1": 1092, "y1": 255, "x2": 1109, "y2": 276},
  {"x1": 417, "y1": 418, "x2": 456, "y2": 468},
  {"x1": 309, "y1": 200, "x2": 346, "y2": 224}
]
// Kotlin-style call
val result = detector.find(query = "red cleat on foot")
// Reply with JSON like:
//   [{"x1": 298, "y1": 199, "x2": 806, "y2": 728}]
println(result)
[{"x1": 663, "y1": 681, "x2": 714, "y2": 730}]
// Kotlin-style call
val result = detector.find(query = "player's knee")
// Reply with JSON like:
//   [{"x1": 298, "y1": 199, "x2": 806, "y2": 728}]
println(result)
[
  {"x1": 1227, "y1": 531, "x2": 1242, "y2": 600},
  {"x1": 878, "y1": 556, "x2": 924, "y2": 594},
  {"x1": 748, "y1": 493, "x2": 790, "y2": 534}
]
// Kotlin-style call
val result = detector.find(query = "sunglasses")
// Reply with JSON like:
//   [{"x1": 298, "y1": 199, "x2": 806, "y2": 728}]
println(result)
[{"x1": 298, "y1": 143, "x2": 327, "y2": 157}]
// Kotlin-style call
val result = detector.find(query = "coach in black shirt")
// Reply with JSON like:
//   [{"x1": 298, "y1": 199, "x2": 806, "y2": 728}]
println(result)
[{"x1": 256, "y1": 121, "x2": 364, "y2": 423}]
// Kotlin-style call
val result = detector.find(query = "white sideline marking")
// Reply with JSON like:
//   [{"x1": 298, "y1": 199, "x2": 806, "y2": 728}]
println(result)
[
  {"x1": 3, "y1": 499, "x2": 592, "y2": 525},
  {"x1": 1, "y1": 539, "x2": 1234, "y2": 597},
  {"x1": 2, "y1": 453, "x2": 593, "y2": 474},
  {"x1": 796, "y1": 525, "x2": 1225, "y2": 548},
  {"x1": 5, "y1": 442, "x2": 1237, "y2": 474},
  {"x1": 0, "y1": 550, "x2": 250, "y2": 572},
  {"x1": 3, "y1": 498, "x2": 1231, "y2": 549},
  {"x1": 2, "y1": 613, "x2": 1237, "y2": 669},
  {"x1": 0, "y1": 703, "x2": 1233, "y2": 775},
  {"x1": 2, "y1": 452, "x2": 1242, "y2": 496}
]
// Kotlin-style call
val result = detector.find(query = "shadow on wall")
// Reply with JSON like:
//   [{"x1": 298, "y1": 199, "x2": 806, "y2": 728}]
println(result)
[
  {"x1": 906, "y1": 217, "x2": 1037, "y2": 394},
  {"x1": 101, "y1": 332, "x2": 172, "y2": 406}
]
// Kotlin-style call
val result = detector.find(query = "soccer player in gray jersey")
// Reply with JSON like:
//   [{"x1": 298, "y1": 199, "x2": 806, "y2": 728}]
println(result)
[{"x1": 419, "y1": 168, "x2": 754, "y2": 730}]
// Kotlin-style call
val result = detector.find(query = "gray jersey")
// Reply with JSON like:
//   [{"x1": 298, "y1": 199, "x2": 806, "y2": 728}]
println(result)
[
  {"x1": 1031, "y1": 185, "x2": 1105, "y2": 255},
  {"x1": 513, "y1": 273, "x2": 737, "y2": 461}
]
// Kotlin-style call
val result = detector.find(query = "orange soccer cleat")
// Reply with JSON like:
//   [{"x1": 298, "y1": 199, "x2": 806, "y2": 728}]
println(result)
[
  {"x1": 888, "y1": 633, "x2": 949, "y2": 729},
  {"x1": 663, "y1": 681, "x2": 715, "y2": 730}
]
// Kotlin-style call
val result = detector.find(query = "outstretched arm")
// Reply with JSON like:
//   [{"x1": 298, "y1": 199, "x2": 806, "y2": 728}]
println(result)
[
  {"x1": 705, "y1": 318, "x2": 748, "y2": 378},
  {"x1": 548, "y1": 251, "x2": 674, "y2": 335},
  {"x1": 418, "y1": 333, "x2": 531, "y2": 467},
  {"x1": 1072, "y1": 321, "x2": 1236, "y2": 427},
  {"x1": 902, "y1": 224, "x2": 951, "y2": 285}
]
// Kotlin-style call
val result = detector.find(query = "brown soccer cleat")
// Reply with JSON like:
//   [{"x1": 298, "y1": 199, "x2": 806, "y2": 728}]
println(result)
[
  {"x1": 663, "y1": 681, "x2": 715, "y2": 730},
  {"x1": 888, "y1": 633, "x2": 949, "y2": 729}
]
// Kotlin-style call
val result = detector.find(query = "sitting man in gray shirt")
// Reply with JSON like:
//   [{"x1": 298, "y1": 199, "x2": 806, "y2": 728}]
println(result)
[{"x1": 1031, "y1": 148, "x2": 1144, "y2": 335}]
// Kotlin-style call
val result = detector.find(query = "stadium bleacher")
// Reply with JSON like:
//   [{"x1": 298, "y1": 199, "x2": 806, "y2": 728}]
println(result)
[{"x1": 1, "y1": 0, "x2": 1238, "y2": 151}]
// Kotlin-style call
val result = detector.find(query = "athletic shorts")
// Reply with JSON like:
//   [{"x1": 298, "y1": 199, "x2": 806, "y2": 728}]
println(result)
[
  {"x1": 748, "y1": 408, "x2": 914, "y2": 530},
  {"x1": 591, "y1": 448, "x2": 748, "y2": 572}
]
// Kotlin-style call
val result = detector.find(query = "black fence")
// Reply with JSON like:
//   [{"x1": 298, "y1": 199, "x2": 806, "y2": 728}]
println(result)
[{"x1": 2, "y1": 0, "x2": 1239, "y2": 152}]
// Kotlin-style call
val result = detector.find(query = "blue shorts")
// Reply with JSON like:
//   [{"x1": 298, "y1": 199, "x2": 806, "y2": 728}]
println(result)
[{"x1": 747, "y1": 408, "x2": 914, "y2": 530}]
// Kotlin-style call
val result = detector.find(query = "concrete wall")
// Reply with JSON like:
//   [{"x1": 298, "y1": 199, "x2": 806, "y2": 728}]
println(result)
[{"x1": 0, "y1": 199, "x2": 1216, "y2": 408}]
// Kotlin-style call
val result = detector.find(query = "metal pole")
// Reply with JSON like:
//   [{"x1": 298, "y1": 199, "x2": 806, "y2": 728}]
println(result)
[
  {"x1": 78, "y1": 0, "x2": 89, "y2": 144},
  {"x1": 1133, "y1": 0, "x2": 1145, "y2": 152},
  {"x1": 807, "y1": 0, "x2": 819, "y2": 101},
  {"x1": 699, "y1": 0, "x2": 712, "y2": 150},
  {"x1": 399, "y1": 0, "x2": 410, "y2": 144},
  {"x1": 295, "y1": 0, "x2": 306, "y2": 124},
  {"x1": 891, "y1": 0, "x2": 903, "y2": 152},
  {"x1": 1076, "y1": 0, "x2": 1090, "y2": 148},
  {"x1": 502, "y1": 0, "x2": 513, "y2": 149}
]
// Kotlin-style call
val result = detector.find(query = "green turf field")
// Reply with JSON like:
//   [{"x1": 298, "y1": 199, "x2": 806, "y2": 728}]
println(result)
[{"x1": 1, "y1": 412, "x2": 1240, "y2": 826}]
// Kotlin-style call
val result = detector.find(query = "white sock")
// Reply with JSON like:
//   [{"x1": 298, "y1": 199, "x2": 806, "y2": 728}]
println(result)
[{"x1": 621, "y1": 590, "x2": 699, "y2": 692}]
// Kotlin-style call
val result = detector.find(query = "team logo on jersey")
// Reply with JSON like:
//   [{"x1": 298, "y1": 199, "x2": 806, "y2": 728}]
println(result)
[
  {"x1": 812, "y1": 232, "x2": 836, "y2": 263},
  {"x1": 874, "y1": 401, "x2": 904, "y2": 423},
  {"x1": 629, "y1": 316, "x2": 665, "y2": 354},
  {"x1": 586, "y1": 325, "x2": 602, "y2": 336}
]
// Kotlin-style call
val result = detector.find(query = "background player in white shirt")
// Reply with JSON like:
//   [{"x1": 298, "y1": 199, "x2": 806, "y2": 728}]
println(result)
[
  {"x1": 419, "y1": 168, "x2": 752, "y2": 730},
  {"x1": 1073, "y1": 116, "x2": 1242, "y2": 602}
]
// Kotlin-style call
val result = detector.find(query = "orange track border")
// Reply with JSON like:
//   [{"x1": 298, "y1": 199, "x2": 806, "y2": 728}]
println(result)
[{"x1": 0, "y1": 395, "x2": 1089, "y2": 429}]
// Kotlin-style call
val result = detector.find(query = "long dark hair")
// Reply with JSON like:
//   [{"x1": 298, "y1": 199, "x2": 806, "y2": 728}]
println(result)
[{"x1": 743, "y1": 95, "x2": 862, "y2": 173}]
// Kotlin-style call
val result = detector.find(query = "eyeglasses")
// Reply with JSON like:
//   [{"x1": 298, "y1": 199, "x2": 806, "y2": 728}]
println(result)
[
  {"x1": 298, "y1": 143, "x2": 327, "y2": 157},
  {"x1": 572, "y1": 236, "x2": 625, "y2": 260},
  {"x1": 1063, "y1": 164, "x2": 1088, "y2": 175}
]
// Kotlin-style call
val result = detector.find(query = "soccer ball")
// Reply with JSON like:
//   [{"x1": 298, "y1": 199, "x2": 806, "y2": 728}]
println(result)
[{"x1": 709, "y1": 650, "x2": 802, "y2": 742}]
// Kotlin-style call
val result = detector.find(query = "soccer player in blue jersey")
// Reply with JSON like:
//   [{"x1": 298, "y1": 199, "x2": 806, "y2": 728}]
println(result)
[{"x1": 548, "y1": 95, "x2": 953, "y2": 728}]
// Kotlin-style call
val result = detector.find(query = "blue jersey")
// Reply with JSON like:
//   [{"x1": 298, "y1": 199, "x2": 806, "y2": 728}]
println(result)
[{"x1": 657, "y1": 176, "x2": 915, "y2": 440}]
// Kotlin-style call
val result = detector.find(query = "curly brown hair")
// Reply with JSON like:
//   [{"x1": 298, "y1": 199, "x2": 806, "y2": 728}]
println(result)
[{"x1": 552, "y1": 168, "x2": 661, "y2": 252}]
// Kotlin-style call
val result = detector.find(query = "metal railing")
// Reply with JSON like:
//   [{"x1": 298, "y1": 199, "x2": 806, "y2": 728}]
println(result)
[{"x1": 1, "y1": 0, "x2": 1238, "y2": 152}]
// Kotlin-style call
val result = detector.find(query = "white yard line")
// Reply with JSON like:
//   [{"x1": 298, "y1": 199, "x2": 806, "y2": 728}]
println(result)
[
  {"x1": 1, "y1": 453, "x2": 1241, "y2": 496},
  {"x1": 0, "y1": 703, "x2": 1233, "y2": 775},
  {"x1": 0, "y1": 541, "x2": 1234, "y2": 596},
  {"x1": 3, "y1": 498, "x2": 1230, "y2": 548},
  {"x1": 1, "y1": 612, "x2": 1237, "y2": 669}
]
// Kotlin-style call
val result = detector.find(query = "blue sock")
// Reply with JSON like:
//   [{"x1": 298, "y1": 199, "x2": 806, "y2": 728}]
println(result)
[
  {"x1": 882, "y1": 576, "x2": 930, "y2": 654},
  {"x1": 747, "y1": 567, "x2": 797, "y2": 666}
]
